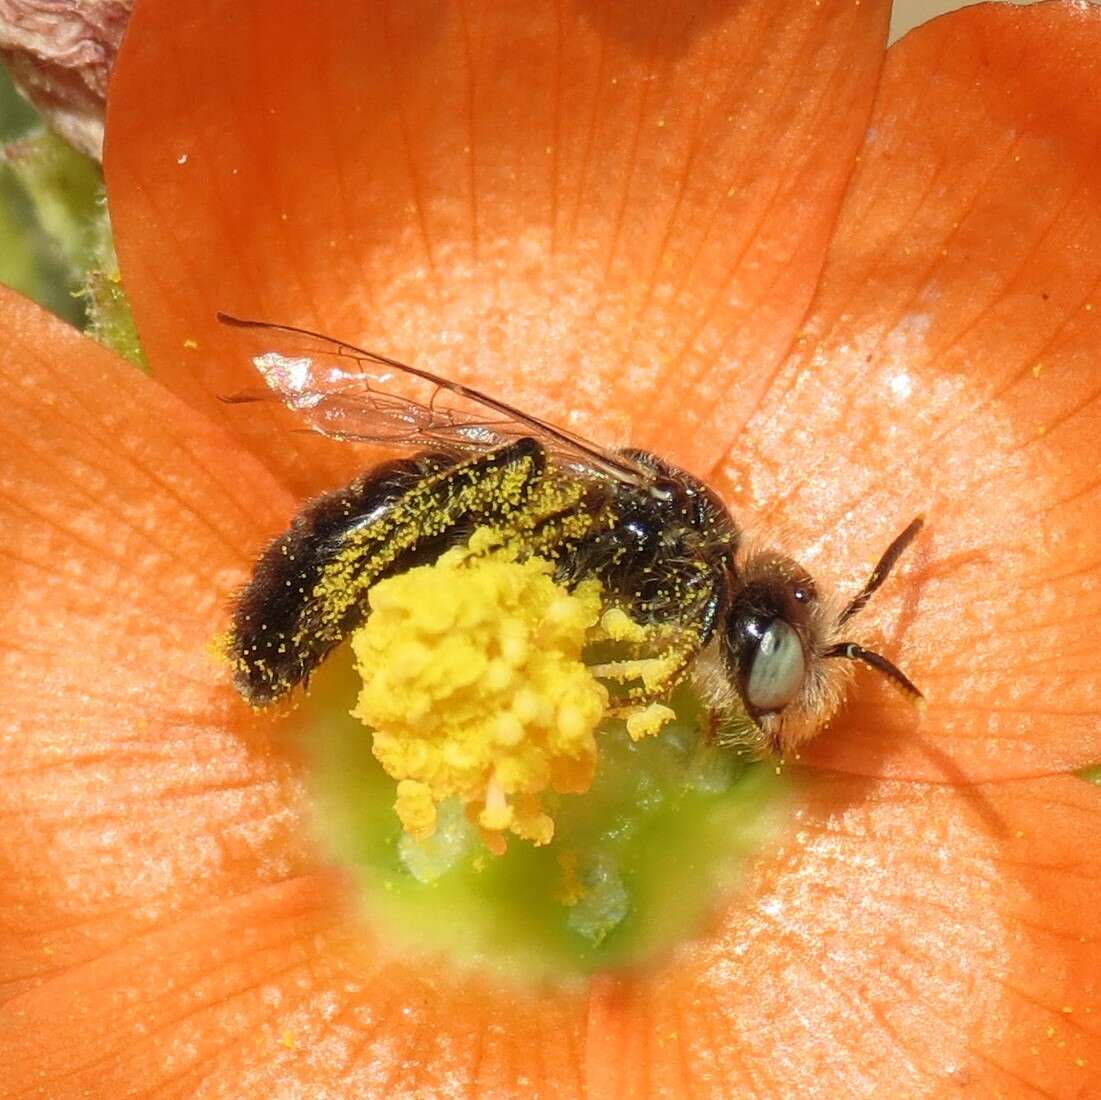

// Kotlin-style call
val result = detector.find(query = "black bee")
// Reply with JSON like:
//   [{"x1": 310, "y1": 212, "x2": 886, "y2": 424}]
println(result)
[{"x1": 221, "y1": 315, "x2": 922, "y2": 755}]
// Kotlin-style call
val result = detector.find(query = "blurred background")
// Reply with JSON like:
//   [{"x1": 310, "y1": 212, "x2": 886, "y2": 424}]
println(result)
[
  {"x1": 0, "y1": 0, "x2": 1095, "y2": 331},
  {"x1": 890, "y1": 0, "x2": 1073, "y2": 39}
]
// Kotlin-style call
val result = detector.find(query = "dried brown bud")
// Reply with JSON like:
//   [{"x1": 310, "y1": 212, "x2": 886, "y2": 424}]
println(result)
[{"x1": 0, "y1": 0, "x2": 130, "y2": 159}]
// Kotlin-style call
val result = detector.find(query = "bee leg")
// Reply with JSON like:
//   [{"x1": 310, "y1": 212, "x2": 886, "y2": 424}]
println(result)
[
  {"x1": 229, "y1": 437, "x2": 550, "y2": 706},
  {"x1": 591, "y1": 626, "x2": 704, "y2": 713},
  {"x1": 591, "y1": 562, "x2": 727, "y2": 712}
]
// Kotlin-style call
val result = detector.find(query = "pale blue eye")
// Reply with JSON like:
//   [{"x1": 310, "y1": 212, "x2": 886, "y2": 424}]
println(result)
[{"x1": 746, "y1": 620, "x2": 805, "y2": 713}]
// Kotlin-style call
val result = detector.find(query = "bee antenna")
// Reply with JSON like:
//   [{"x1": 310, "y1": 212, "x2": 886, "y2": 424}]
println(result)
[
  {"x1": 838, "y1": 515, "x2": 924, "y2": 626},
  {"x1": 823, "y1": 642, "x2": 923, "y2": 702}
]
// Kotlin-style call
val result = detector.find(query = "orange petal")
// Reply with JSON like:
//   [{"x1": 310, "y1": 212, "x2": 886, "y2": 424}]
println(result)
[
  {"x1": 105, "y1": 0, "x2": 891, "y2": 495},
  {"x1": 713, "y1": 2, "x2": 1101, "y2": 780},
  {"x1": 586, "y1": 771, "x2": 1101, "y2": 1099},
  {"x1": 0, "y1": 288, "x2": 587, "y2": 1095},
  {"x1": 0, "y1": 872, "x2": 586, "y2": 1097},
  {"x1": 0, "y1": 286, "x2": 304, "y2": 1003}
]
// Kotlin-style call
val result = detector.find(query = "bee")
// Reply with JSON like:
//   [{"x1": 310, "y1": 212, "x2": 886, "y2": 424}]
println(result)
[{"x1": 221, "y1": 314, "x2": 922, "y2": 755}]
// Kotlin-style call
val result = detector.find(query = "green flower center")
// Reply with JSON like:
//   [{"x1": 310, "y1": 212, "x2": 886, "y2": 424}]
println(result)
[{"x1": 294, "y1": 539, "x2": 789, "y2": 979}]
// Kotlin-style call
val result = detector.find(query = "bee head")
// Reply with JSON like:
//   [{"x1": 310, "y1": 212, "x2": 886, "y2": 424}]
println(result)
[{"x1": 722, "y1": 518, "x2": 924, "y2": 752}]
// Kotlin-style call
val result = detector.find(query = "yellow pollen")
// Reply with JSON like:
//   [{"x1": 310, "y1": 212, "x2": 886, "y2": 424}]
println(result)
[
  {"x1": 588, "y1": 654, "x2": 677, "y2": 690},
  {"x1": 625, "y1": 702, "x2": 677, "y2": 741},
  {"x1": 555, "y1": 850, "x2": 585, "y2": 906},
  {"x1": 351, "y1": 530, "x2": 608, "y2": 850},
  {"x1": 599, "y1": 607, "x2": 648, "y2": 643},
  {"x1": 394, "y1": 779, "x2": 438, "y2": 841}
]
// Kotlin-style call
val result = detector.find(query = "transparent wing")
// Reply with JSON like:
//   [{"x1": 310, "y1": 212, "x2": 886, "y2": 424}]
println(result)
[{"x1": 217, "y1": 314, "x2": 650, "y2": 486}]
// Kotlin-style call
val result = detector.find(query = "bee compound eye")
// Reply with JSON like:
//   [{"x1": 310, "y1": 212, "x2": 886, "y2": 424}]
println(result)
[{"x1": 746, "y1": 620, "x2": 806, "y2": 713}]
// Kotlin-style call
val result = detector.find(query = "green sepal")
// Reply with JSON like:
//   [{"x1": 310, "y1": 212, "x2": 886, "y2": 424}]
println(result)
[{"x1": 0, "y1": 67, "x2": 144, "y2": 365}]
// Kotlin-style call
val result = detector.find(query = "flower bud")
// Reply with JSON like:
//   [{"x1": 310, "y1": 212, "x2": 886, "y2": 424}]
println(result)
[{"x1": 0, "y1": 0, "x2": 130, "y2": 158}]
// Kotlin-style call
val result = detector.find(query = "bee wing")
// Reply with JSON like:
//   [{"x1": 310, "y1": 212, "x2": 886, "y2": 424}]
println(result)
[
  {"x1": 217, "y1": 314, "x2": 651, "y2": 485},
  {"x1": 221, "y1": 357, "x2": 522, "y2": 449}
]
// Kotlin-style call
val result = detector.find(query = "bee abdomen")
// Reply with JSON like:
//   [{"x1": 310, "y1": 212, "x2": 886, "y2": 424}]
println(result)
[
  {"x1": 228, "y1": 452, "x2": 454, "y2": 706},
  {"x1": 228, "y1": 438, "x2": 549, "y2": 706}
]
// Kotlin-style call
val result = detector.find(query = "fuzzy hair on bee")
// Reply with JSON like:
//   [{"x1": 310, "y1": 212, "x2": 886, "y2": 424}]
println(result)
[
  {"x1": 691, "y1": 539, "x2": 857, "y2": 756},
  {"x1": 218, "y1": 314, "x2": 924, "y2": 757}
]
